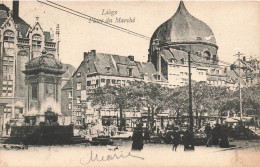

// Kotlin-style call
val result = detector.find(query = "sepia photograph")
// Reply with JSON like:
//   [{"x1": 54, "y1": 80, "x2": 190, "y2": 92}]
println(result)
[{"x1": 0, "y1": 0, "x2": 259, "y2": 166}]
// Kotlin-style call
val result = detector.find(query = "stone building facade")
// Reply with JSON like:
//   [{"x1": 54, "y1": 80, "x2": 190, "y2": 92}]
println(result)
[
  {"x1": 61, "y1": 50, "x2": 163, "y2": 126},
  {"x1": 0, "y1": 2, "x2": 58, "y2": 128}
]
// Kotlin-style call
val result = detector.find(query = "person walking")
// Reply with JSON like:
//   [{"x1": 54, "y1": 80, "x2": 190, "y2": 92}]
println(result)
[
  {"x1": 171, "y1": 130, "x2": 181, "y2": 151},
  {"x1": 132, "y1": 123, "x2": 144, "y2": 150},
  {"x1": 205, "y1": 123, "x2": 212, "y2": 147},
  {"x1": 5, "y1": 121, "x2": 10, "y2": 135},
  {"x1": 144, "y1": 128, "x2": 151, "y2": 143}
]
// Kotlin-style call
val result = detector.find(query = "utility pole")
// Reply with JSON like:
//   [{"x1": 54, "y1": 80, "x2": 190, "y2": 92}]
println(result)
[
  {"x1": 234, "y1": 52, "x2": 243, "y2": 122},
  {"x1": 188, "y1": 51, "x2": 194, "y2": 133}
]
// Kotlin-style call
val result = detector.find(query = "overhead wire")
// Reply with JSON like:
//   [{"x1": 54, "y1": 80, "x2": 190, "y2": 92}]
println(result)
[
  {"x1": 36, "y1": 0, "x2": 150, "y2": 40},
  {"x1": 37, "y1": 0, "x2": 239, "y2": 67}
]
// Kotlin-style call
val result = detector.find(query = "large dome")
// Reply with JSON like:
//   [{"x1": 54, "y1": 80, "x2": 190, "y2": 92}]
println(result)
[{"x1": 151, "y1": 1, "x2": 216, "y2": 45}]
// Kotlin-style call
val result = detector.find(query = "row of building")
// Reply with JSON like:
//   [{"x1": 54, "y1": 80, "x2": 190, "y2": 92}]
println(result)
[
  {"x1": 61, "y1": 2, "x2": 259, "y2": 128},
  {"x1": 0, "y1": 1, "x2": 259, "y2": 131}
]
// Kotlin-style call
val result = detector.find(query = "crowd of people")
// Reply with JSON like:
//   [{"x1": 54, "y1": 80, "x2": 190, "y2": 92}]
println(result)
[{"x1": 131, "y1": 122, "x2": 239, "y2": 151}]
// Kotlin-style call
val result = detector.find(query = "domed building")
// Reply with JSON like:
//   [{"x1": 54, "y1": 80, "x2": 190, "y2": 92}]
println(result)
[{"x1": 148, "y1": 1, "x2": 227, "y2": 88}]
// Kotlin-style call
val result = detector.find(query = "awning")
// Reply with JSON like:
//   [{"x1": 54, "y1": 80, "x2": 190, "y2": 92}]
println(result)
[
  {"x1": 224, "y1": 117, "x2": 238, "y2": 123},
  {"x1": 157, "y1": 113, "x2": 169, "y2": 117},
  {"x1": 232, "y1": 117, "x2": 252, "y2": 123}
]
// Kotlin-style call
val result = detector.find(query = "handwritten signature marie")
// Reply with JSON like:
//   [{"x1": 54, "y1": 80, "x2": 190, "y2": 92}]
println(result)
[{"x1": 80, "y1": 150, "x2": 144, "y2": 165}]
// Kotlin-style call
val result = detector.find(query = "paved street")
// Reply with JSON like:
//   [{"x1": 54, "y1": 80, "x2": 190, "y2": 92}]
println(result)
[{"x1": 0, "y1": 140, "x2": 260, "y2": 167}]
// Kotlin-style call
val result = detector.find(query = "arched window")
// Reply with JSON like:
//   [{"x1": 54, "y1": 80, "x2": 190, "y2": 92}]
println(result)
[
  {"x1": 32, "y1": 34, "x2": 42, "y2": 52},
  {"x1": 203, "y1": 51, "x2": 211, "y2": 60},
  {"x1": 3, "y1": 30, "x2": 14, "y2": 49}
]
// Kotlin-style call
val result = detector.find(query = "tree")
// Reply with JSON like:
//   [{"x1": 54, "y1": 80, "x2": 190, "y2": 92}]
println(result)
[
  {"x1": 90, "y1": 85, "x2": 136, "y2": 131},
  {"x1": 130, "y1": 81, "x2": 168, "y2": 129}
]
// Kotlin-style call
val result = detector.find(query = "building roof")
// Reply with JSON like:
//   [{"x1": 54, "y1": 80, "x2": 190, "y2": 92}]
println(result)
[
  {"x1": 83, "y1": 52, "x2": 142, "y2": 78},
  {"x1": 62, "y1": 78, "x2": 73, "y2": 90},
  {"x1": 0, "y1": 4, "x2": 31, "y2": 38},
  {"x1": 160, "y1": 48, "x2": 220, "y2": 68},
  {"x1": 151, "y1": 1, "x2": 216, "y2": 45},
  {"x1": 140, "y1": 62, "x2": 167, "y2": 82},
  {"x1": 62, "y1": 63, "x2": 76, "y2": 79},
  {"x1": 75, "y1": 51, "x2": 165, "y2": 83},
  {"x1": 24, "y1": 51, "x2": 64, "y2": 74}
]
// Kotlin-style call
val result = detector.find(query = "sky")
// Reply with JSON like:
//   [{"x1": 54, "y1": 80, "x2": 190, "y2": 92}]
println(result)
[{"x1": 3, "y1": 0, "x2": 260, "y2": 68}]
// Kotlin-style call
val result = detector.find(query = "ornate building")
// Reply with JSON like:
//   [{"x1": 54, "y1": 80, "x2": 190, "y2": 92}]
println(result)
[
  {"x1": 0, "y1": 2, "x2": 59, "y2": 128},
  {"x1": 148, "y1": 1, "x2": 227, "y2": 88},
  {"x1": 23, "y1": 50, "x2": 64, "y2": 124}
]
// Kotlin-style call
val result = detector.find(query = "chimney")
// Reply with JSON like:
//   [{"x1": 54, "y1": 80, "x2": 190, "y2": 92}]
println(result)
[
  {"x1": 91, "y1": 50, "x2": 96, "y2": 56},
  {"x1": 84, "y1": 52, "x2": 89, "y2": 61},
  {"x1": 243, "y1": 56, "x2": 246, "y2": 62},
  {"x1": 128, "y1": 55, "x2": 134, "y2": 61},
  {"x1": 13, "y1": 0, "x2": 19, "y2": 20}
]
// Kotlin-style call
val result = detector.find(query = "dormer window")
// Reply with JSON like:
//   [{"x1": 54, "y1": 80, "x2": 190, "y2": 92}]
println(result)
[
  {"x1": 213, "y1": 55, "x2": 217, "y2": 62},
  {"x1": 129, "y1": 68, "x2": 133, "y2": 76},
  {"x1": 224, "y1": 67, "x2": 227, "y2": 73},
  {"x1": 87, "y1": 68, "x2": 90, "y2": 73},
  {"x1": 181, "y1": 58, "x2": 184, "y2": 64},
  {"x1": 203, "y1": 51, "x2": 211, "y2": 60},
  {"x1": 197, "y1": 37, "x2": 202, "y2": 41},
  {"x1": 105, "y1": 67, "x2": 110, "y2": 73},
  {"x1": 77, "y1": 72, "x2": 81, "y2": 77}
]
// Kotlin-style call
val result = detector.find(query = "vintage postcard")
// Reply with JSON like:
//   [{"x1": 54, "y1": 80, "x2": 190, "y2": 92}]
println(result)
[{"x1": 0, "y1": 0, "x2": 260, "y2": 167}]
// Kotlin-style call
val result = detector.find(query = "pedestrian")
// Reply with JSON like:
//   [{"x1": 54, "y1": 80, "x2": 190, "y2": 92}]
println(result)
[
  {"x1": 157, "y1": 126, "x2": 160, "y2": 134},
  {"x1": 171, "y1": 130, "x2": 180, "y2": 151},
  {"x1": 205, "y1": 123, "x2": 212, "y2": 147},
  {"x1": 220, "y1": 125, "x2": 229, "y2": 148},
  {"x1": 132, "y1": 123, "x2": 143, "y2": 150},
  {"x1": 5, "y1": 121, "x2": 10, "y2": 135},
  {"x1": 144, "y1": 128, "x2": 150, "y2": 143},
  {"x1": 183, "y1": 129, "x2": 194, "y2": 151}
]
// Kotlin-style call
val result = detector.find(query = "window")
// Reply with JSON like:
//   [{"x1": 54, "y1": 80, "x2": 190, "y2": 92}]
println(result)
[
  {"x1": 101, "y1": 79, "x2": 105, "y2": 83},
  {"x1": 3, "y1": 65, "x2": 7, "y2": 72},
  {"x1": 203, "y1": 51, "x2": 211, "y2": 60},
  {"x1": 87, "y1": 68, "x2": 90, "y2": 73},
  {"x1": 77, "y1": 83, "x2": 81, "y2": 90},
  {"x1": 216, "y1": 70, "x2": 219, "y2": 74},
  {"x1": 68, "y1": 103, "x2": 72, "y2": 110},
  {"x1": 213, "y1": 55, "x2": 217, "y2": 62},
  {"x1": 87, "y1": 81, "x2": 91, "y2": 86},
  {"x1": 32, "y1": 84, "x2": 38, "y2": 99},
  {"x1": 112, "y1": 79, "x2": 116, "y2": 84},
  {"x1": 68, "y1": 91, "x2": 72, "y2": 98},
  {"x1": 7, "y1": 90, "x2": 12, "y2": 96},
  {"x1": 129, "y1": 68, "x2": 133, "y2": 76},
  {"x1": 106, "y1": 79, "x2": 110, "y2": 85},
  {"x1": 77, "y1": 72, "x2": 81, "y2": 77},
  {"x1": 105, "y1": 67, "x2": 110, "y2": 73},
  {"x1": 32, "y1": 34, "x2": 42, "y2": 52},
  {"x1": 77, "y1": 96, "x2": 81, "y2": 104},
  {"x1": 181, "y1": 58, "x2": 184, "y2": 64}
]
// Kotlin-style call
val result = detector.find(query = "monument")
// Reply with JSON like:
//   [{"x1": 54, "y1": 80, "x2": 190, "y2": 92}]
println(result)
[{"x1": 23, "y1": 50, "x2": 65, "y2": 124}]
